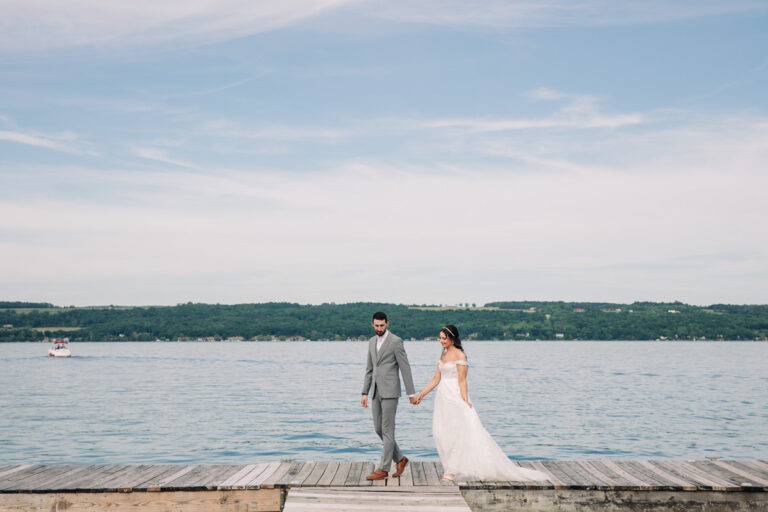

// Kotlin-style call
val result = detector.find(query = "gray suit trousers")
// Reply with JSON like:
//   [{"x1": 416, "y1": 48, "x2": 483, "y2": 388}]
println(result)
[{"x1": 370, "y1": 393, "x2": 403, "y2": 472}]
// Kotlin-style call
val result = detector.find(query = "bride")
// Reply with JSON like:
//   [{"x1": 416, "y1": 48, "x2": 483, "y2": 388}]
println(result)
[{"x1": 415, "y1": 325, "x2": 548, "y2": 482}]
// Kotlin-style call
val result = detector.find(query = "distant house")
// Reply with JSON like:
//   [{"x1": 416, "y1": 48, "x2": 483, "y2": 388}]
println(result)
[
  {"x1": 573, "y1": 308, "x2": 585, "y2": 313},
  {"x1": 2, "y1": 324, "x2": 12, "y2": 329},
  {"x1": 555, "y1": 333, "x2": 565, "y2": 339},
  {"x1": 668, "y1": 309, "x2": 680, "y2": 314}
]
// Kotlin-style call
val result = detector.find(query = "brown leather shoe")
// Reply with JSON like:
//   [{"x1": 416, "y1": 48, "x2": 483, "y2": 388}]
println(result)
[
  {"x1": 392, "y1": 456, "x2": 409, "y2": 477},
  {"x1": 365, "y1": 469, "x2": 388, "y2": 480}
]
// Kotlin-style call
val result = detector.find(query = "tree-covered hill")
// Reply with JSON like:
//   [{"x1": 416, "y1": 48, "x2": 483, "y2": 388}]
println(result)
[{"x1": 0, "y1": 301, "x2": 766, "y2": 342}]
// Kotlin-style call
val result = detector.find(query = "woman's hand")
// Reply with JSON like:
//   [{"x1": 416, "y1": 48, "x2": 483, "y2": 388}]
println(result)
[{"x1": 465, "y1": 400, "x2": 472, "y2": 408}]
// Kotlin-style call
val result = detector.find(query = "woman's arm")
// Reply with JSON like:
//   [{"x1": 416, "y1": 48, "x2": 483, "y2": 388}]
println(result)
[
  {"x1": 416, "y1": 366, "x2": 441, "y2": 403},
  {"x1": 457, "y1": 362, "x2": 471, "y2": 408}
]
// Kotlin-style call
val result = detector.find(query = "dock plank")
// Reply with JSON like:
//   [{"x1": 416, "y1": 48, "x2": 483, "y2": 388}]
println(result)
[
  {"x1": 0, "y1": 466, "x2": 56, "y2": 490},
  {"x1": 315, "y1": 461, "x2": 341, "y2": 487},
  {"x1": 0, "y1": 466, "x2": 32, "y2": 480},
  {"x1": 359, "y1": 462, "x2": 376, "y2": 486},
  {"x1": 521, "y1": 461, "x2": 564, "y2": 488},
  {"x1": 154, "y1": 465, "x2": 198, "y2": 487},
  {"x1": 344, "y1": 462, "x2": 364, "y2": 486},
  {"x1": 283, "y1": 486, "x2": 472, "y2": 512},
  {"x1": 301, "y1": 462, "x2": 330, "y2": 487},
  {"x1": 637, "y1": 461, "x2": 697, "y2": 490},
  {"x1": 330, "y1": 462, "x2": 352, "y2": 487},
  {"x1": 247, "y1": 461, "x2": 282, "y2": 487},
  {"x1": 411, "y1": 461, "x2": 428, "y2": 486},
  {"x1": 713, "y1": 460, "x2": 768, "y2": 487},
  {"x1": 57, "y1": 465, "x2": 128, "y2": 490},
  {"x1": 218, "y1": 463, "x2": 263, "y2": 487},
  {"x1": 423, "y1": 461, "x2": 441, "y2": 487},
  {"x1": 597, "y1": 460, "x2": 654, "y2": 489},
  {"x1": 274, "y1": 462, "x2": 307, "y2": 487},
  {"x1": 287, "y1": 462, "x2": 316, "y2": 486},
  {"x1": 656, "y1": 460, "x2": 738, "y2": 491},
  {"x1": 255, "y1": 461, "x2": 294, "y2": 488}
]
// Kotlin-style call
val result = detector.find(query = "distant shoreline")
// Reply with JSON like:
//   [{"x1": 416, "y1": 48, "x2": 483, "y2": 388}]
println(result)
[{"x1": 2, "y1": 301, "x2": 767, "y2": 342}]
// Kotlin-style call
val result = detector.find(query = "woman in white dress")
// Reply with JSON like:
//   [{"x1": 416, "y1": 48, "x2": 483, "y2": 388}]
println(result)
[{"x1": 415, "y1": 325, "x2": 548, "y2": 482}]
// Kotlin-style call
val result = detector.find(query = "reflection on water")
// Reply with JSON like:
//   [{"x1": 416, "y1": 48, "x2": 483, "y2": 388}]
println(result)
[{"x1": 1, "y1": 341, "x2": 766, "y2": 463}]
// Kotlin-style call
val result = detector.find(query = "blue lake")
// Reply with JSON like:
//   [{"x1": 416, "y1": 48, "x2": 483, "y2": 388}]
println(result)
[{"x1": 1, "y1": 341, "x2": 766, "y2": 464}]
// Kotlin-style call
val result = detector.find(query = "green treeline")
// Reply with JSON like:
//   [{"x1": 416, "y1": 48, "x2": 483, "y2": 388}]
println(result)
[{"x1": 1, "y1": 300, "x2": 766, "y2": 342}]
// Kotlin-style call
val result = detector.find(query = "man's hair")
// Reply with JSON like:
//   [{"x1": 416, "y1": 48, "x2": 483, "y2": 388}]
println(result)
[{"x1": 372, "y1": 311, "x2": 388, "y2": 322}]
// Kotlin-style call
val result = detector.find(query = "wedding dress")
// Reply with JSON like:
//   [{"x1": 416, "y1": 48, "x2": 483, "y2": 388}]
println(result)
[{"x1": 432, "y1": 359, "x2": 548, "y2": 481}]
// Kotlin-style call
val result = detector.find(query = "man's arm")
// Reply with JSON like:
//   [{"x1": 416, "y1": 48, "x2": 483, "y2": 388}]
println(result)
[
  {"x1": 393, "y1": 337, "x2": 416, "y2": 397},
  {"x1": 362, "y1": 341, "x2": 373, "y2": 407}
]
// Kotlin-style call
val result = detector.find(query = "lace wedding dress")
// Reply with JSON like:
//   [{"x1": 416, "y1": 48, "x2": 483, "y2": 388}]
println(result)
[{"x1": 433, "y1": 359, "x2": 548, "y2": 481}]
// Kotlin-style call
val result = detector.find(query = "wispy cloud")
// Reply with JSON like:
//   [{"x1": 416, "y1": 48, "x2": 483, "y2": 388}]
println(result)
[
  {"x1": 421, "y1": 89, "x2": 648, "y2": 133},
  {"x1": 0, "y1": 0, "x2": 354, "y2": 52},
  {"x1": 366, "y1": 0, "x2": 768, "y2": 28},
  {"x1": 0, "y1": 129, "x2": 99, "y2": 156},
  {"x1": 132, "y1": 147, "x2": 197, "y2": 169},
  {"x1": 201, "y1": 119, "x2": 351, "y2": 142}
]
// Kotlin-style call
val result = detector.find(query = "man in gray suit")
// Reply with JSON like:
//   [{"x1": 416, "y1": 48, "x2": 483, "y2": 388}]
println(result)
[{"x1": 361, "y1": 311, "x2": 417, "y2": 480}]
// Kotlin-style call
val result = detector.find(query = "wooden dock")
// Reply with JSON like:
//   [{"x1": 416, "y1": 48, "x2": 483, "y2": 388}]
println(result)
[{"x1": 0, "y1": 460, "x2": 766, "y2": 511}]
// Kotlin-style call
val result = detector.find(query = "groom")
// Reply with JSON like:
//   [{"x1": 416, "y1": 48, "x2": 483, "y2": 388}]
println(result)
[{"x1": 361, "y1": 311, "x2": 417, "y2": 480}]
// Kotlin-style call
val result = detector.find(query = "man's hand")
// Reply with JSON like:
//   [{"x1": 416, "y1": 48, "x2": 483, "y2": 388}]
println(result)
[
  {"x1": 409, "y1": 396, "x2": 419, "y2": 405},
  {"x1": 361, "y1": 395, "x2": 368, "y2": 408}
]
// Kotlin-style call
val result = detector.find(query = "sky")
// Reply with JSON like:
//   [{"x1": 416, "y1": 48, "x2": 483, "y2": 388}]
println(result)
[{"x1": 1, "y1": 1, "x2": 767, "y2": 307}]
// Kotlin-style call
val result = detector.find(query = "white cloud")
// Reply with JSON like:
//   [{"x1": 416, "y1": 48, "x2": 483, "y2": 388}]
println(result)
[
  {"x1": 132, "y1": 147, "x2": 198, "y2": 169},
  {"x1": 0, "y1": 0, "x2": 354, "y2": 52},
  {"x1": 0, "y1": 129, "x2": 99, "y2": 156},
  {"x1": 2, "y1": 112, "x2": 767, "y2": 305},
  {"x1": 365, "y1": 0, "x2": 767, "y2": 28},
  {"x1": 421, "y1": 91, "x2": 648, "y2": 132}
]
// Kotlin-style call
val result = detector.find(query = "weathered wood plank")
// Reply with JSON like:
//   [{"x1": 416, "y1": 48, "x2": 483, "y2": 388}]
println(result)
[
  {"x1": 359, "y1": 462, "x2": 377, "y2": 486},
  {"x1": 411, "y1": 462, "x2": 428, "y2": 486},
  {"x1": 329, "y1": 462, "x2": 352, "y2": 487},
  {"x1": 247, "y1": 462, "x2": 282, "y2": 487},
  {"x1": 27, "y1": 465, "x2": 94, "y2": 491},
  {"x1": 57, "y1": 465, "x2": 129, "y2": 490},
  {"x1": 218, "y1": 464, "x2": 262, "y2": 487},
  {"x1": 343, "y1": 462, "x2": 364, "y2": 486},
  {"x1": 0, "y1": 465, "x2": 61, "y2": 490},
  {"x1": 423, "y1": 461, "x2": 441, "y2": 487},
  {"x1": 689, "y1": 460, "x2": 765, "y2": 489},
  {"x1": 741, "y1": 460, "x2": 768, "y2": 477},
  {"x1": 273, "y1": 462, "x2": 306, "y2": 487},
  {"x1": 615, "y1": 461, "x2": 676, "y2": 488},
  {"x1": 523, "y1": 461, "x2": 565, "y2": 488},
  {"x1": 298, "y1": 462, "x2": 328, "y2": 487},
  {"x1": 596, "y1": 460, "x2": 654, "y2": 489},
  {"x1": 283, "y1": 486, "x2": 472, "y2": 512},
  {"x1": 638, "y1": 461, "x2": 697, "y2": 490},
  {"x1": 0, "y1": 466, "x2": 32, "y2": 480},
  {"x1": 656, "y1": 460, "x2": 738, "y2": 491},
  {"x1": 0, "y1": 488, "x2": 283, "y2": 512},
  {"x1": 287, "y1": 462, "x2": 316, "y2": 486},
  {"x1": 539, "y1": 461, "x2": 587, "y2": 488},
  {"x1": 713, "y1": 460, "x2": 768, "y2": 487},
  {"x1": 154, "y1": 465, "x2": 198, "y2": 487},
  {"x1": 187, "y1": 465, "x2": 241, "y2": 489},
  {"x1": 255, "y1": 462, "x2": 294, "y2": 488},
  {"x1": 315, "y1": 461, "x2": 340, "y2": 487},
  {"x1": 157, "y1": 465, "x2": 208, "y2": 488},
  {"x1": 574, "y1": 460, "x2": 624, "y2": 488}
]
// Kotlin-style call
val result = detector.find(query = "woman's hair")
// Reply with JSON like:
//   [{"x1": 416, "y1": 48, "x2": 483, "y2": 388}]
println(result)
[{"x1": 441, "y1": 324, "x2": 464, "y2": 352}]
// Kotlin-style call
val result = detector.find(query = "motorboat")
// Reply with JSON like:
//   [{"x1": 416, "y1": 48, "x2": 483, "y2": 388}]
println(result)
[{"x1": 48, "y1": 340, "x2": 71, "y2": 357}]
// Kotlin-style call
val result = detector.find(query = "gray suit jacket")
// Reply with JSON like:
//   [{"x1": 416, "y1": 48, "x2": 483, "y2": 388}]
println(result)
[{"x1": 362, "y1": 331, "x2": 416, "y2": 399}]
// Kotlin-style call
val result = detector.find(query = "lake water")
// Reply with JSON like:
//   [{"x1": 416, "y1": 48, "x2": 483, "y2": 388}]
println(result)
[{"x1": 1, "y1": 341, "x2": 766, "y2": 464}]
